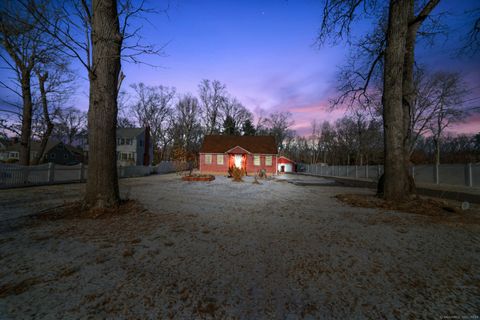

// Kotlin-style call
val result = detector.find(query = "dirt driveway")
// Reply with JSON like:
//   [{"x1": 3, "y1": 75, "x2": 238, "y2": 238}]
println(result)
[{"x1": 0, "y1": 173, "x2": 479, "y2": 319}]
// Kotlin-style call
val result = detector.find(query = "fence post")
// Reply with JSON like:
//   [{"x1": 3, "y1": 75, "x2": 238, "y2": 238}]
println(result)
[
  {"x1": 466, "y1": 163, "x2": 473, "y2": 187},
  {"x1": 365, "y1": 164, "x2": 369, "y2": 179},
  {"x1": 411, "y1": 166, "x2": 415, "y2": 179},
  {"x1": 434, "y1": 163, "x2": 439, "y2": 184},
  {"x1": 355, "y1": 165, "x2": 358, "y2": 179},
  {"x1": 377, "y1": 165, "x2": 381, "y2": 178},
  {"x1": 315, "y1": 164, "x2": 318, "y2": 175},
  {"x1": 79, "y1": 163, "x2": 85, "y2": 181},
  {"x1": 48, "y1": 162, "x2": 55, "y2": 183}
]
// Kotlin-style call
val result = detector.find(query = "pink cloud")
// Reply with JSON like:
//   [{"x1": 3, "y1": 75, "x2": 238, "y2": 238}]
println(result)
[{"x1": 447, "y1": 113, "x2": 480, "y2": 135}]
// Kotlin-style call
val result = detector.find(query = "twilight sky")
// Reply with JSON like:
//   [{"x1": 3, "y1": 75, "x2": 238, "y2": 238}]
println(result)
[{"x1": 3, "y1": 0, "x2": 480, "y2": 136}]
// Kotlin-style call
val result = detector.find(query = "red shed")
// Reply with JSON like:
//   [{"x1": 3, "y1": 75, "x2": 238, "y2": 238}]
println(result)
[
  {"x1": 199, "y1": 135, "x2": 278, "y2": 176},
  {"x1": 277, "y1": 156, "x2": 295, "y2": 173}
]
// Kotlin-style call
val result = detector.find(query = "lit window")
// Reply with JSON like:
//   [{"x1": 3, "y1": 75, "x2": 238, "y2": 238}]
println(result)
[
  {"x1": 265, "y1": 156, "x2": 272, "y2": 166},
  {"x1": 217, "y1": 154, "x2": 224, "y2": 165},
  {"x1": 205, "y1": 154, "x2": 212, "y2": 164},
  {"x1": 254, "y1": 155, "x2": 260, "y2": 166}
]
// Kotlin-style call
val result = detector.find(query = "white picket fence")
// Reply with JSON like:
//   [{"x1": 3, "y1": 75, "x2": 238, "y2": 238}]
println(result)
[
  {"x1": 0, "y1": 161, "x2": 184, "y2": 189},
  {"x1": 303, "y1": 163, "x2": 479, "y2": 188}
]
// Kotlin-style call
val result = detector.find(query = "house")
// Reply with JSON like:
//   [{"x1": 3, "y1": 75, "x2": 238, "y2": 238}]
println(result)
[
  {"x1": 277, "y1": 156, "x2": 296, "y2": 173},
  {"x1": 116, "y1": 127, "x2": 153, "y2": 166},
  {"x1": 82, "y1": 127, "x2": 153, "y2": 166},
  {"x1": 2, "y1": 140, "x2": 83, "y2": 165},
  {"x1": 0, "y1": 140, "x2": 7, "y2": 161},
  {"x1": 199, "y1": 135, "x2": 278, "y2": 175}
]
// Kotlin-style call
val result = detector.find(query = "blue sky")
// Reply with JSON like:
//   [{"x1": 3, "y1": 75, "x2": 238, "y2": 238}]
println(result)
[{"x1": 2, "y1": 0, "x2": 479, "y2": 135}]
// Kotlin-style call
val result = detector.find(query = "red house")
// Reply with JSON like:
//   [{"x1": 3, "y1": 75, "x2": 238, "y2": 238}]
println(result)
[{"x1": 199, "y1": 135, "x2": 278, "y2": 175}]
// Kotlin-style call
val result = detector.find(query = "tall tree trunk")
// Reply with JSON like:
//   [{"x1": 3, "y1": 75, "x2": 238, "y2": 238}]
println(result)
[
  {"x1": 382, "y1": 0, "x2": 410, "y2": 200},
  {"x1": 85, "y1": 0, "x2": 122, "y2": 208},
  {"x1": 19, "y1": 70, "x2": 33, "y2": 166},
  {"x1": 32, "y1": 71, "x2": 54, "y2": 165},
  {"x1": 400, "y1": 0, "x2": 417, "y2": 193}
]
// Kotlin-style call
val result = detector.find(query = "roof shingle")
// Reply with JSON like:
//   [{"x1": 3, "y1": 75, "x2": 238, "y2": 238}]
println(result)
[{"x1": 200, "y1": 135, "x2": 277, "y2": 154}]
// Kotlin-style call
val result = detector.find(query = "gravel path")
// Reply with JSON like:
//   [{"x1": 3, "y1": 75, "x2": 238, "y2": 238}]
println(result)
[{"x1": 0, "y1": 173, "x2": 479, "y2": 319}]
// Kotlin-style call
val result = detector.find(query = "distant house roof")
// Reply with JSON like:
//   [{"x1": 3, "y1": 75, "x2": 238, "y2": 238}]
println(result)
[
  {"x1": 117, "y1": 127, "x2": 145, "y2": 137},
  {"x1": 64, "y1": 144, "x2": 83, "y2": 156},
  {"x1": 200, "y1": 135, "x2": 277, "y2": 154},
  {"x1": 6, "y1": 139, "x2": 61, "y2": 153}
]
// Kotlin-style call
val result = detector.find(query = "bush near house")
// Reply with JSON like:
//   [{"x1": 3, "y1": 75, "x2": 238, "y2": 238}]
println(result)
[{"x1": 231, "y1": 167, "x2": 245, "y2": 182}]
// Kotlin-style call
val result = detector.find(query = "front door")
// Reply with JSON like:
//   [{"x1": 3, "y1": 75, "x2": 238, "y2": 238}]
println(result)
[
  {"x1": 234, "y1": 155, "x2": 242, "y2": 168},
  {"x1": 281, "y1": 165, "x2": 285, "y2": 172}
]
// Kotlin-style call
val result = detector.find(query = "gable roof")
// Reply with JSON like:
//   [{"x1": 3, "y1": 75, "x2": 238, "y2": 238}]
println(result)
[
  {"x1": 117, "y1": 127, "x2": 145, "y2": 137},
  {"x1": 278, "y1": 156, "x2": 295, "y2": 163},
  {"x1": 200, "y1": 135, "x2": 277, "y2": 154},
  {"x1": 6, "y1": 139, "x2": 61, "y2": 153}
]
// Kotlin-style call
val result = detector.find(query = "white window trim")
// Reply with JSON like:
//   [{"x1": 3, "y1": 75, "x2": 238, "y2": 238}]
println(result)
[
  {"x1": 265, "y1": 155, "x2": 272, "y2": 166},
  {"x1": 205, "y1": 154, "x2": 212, "y2": 164},
  {"x1": 216, "y1": 154, "x2": 224, "y2": 165},
  {"x1": 253, "y1": 155, "x2": 261, "y2": 166}
]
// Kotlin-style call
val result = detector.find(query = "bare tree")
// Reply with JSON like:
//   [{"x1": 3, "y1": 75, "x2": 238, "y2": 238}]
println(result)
[
  {"x1": 318, "y1": 0, "x2": 441, "y2": 200},
  {"x1": 25, "y1": 0, "x2": 163, "y2": 208},
  {"x1": 173, "y1": 94, "x2": 203, "y2": 154},
  {"x1": 426, "y1": 72, "x2": 467, "y2": 165},
  {"x1": 129, "y1": 83, "x2": 176, "y2": 162},
  {"x1": 0, "y1": 0, "x2": 53, "y2": 165},
  {"x1": 221, "y1": 97, "x2": 253, "y2": 135},
  {"x1": 81, "y1": 0, "x2": 123, "y2": 207},
  {"x1": 117, "y1": 89, "x2": 135, "y2": 128},
  {"x1": 308, "y1": 120, "x2": 322, "y2": 164},
  {"x1": 52, "y1": 107, "x2": 87, "y2": 145},
  {"x1": 266, "y1": 111, "x2": 295, "y2": 151},
  {"x1": 32, "y1": 58, "x2": 76, "y2": 164},
  {"x1": 199, "y1": 79, "x2": 227, "y2": 135},
  {"x1": 458, "y1": 8, "x2": 480, "y2": 56}
]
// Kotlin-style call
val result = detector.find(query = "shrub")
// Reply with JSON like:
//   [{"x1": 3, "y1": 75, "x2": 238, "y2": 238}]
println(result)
[
  {"x1": 228, "y1": 165, "x2": 234, "y2": 177},
  {"x1": 258, "y1": 169, "x2": 267, "y2": 179},
  {"x1": 231, "y1": 167, "x2": 245, "y2": 182}
]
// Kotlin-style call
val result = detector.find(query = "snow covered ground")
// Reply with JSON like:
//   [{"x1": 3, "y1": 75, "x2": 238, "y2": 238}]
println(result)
[{"x1": 0, "y1": 173, "x2": 479, "y2": 318}]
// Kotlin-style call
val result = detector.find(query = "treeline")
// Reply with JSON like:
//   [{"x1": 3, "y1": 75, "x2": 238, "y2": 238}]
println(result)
[{"x1": 281, "y1": 112, "x2": 480, "y2": 165}]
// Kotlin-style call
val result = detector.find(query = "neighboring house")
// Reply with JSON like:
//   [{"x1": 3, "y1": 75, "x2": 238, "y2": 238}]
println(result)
[
  {"x1": 0, "y1": 140, "x2": 7, "y2": 161},
  {"x1": 199, "y1": 135, "x2": 278, "y2": 175},
  {"x1": 3, "y1": 140, "x2": 83, "y2": 165},
  {"x1": 116, "y1": 127, "x2": 153, "y2": 166},
  {"x1": 277, "y1": 156, "x2": 296, "y2": 173},
  {"x1": 83, "y1": 127, "x2": 153, "y2": 166}
]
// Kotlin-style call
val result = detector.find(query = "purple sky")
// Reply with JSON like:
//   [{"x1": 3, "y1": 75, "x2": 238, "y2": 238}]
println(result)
[{"x1": 2, "y1": 0, "x2": 479, "y2": 136}]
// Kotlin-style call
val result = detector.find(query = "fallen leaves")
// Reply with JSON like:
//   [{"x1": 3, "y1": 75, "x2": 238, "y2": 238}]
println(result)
[
  {"x1": 335, "y1": 194, "x2": 480, "y2": 226},
  {"x1": 0, "y1": 277, "x2": 42, "y2": 298}
]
